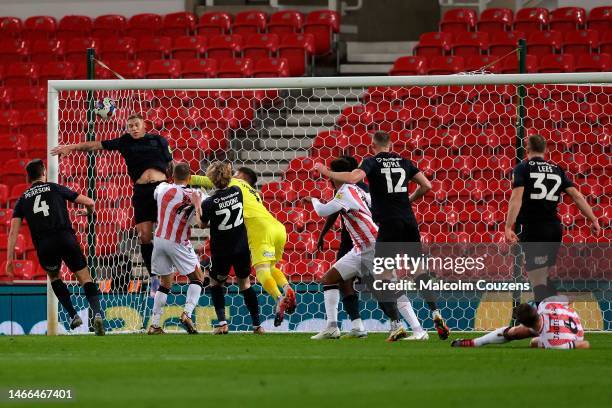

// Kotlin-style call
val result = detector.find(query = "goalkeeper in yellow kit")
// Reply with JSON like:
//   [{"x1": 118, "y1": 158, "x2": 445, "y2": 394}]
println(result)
[{"x1": 190, "y1": 166, "x2": 296, "y2": 326}]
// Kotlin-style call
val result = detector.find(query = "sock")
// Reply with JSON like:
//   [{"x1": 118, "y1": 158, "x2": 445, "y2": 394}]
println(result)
[
  {"x1": 397, "y1": 294, "x2": 423, "y2": 333},
  {"x1": 351, "y1": 318, "x2": 364, "y2": 332},
  {"x1": 151, "y1": 285, "x2": 169, "y2": 327},
  {"x1": 255, "y1": 264, "x2": 282, "y2": 299},
  {"x1": 473, "y1": 327, "x2": 510, "y2": 347},
  {"x1": 241, "y1": 287, "x2": 261, "y2": 327},
  {"x1": 415, "y1": 273, "x2": 438, "y2": 311},
  {"x1": 271, "y1": 265, "x2": 289, "y2": 291},
  {"x1": 83, "y1": 281, "x2": 101, "y2": 317},
  {"x1": 323, "y1": 285, "x2": 339, "y2": 328},
  {"x1": 342, "y1": 294, "x2": 361, "y2": 321},
  {"x1": 140, "y1": 243, "x2": 153, "y2": 275},
  {"x1": 210, "y1": 285, "x2": 226, "y2": 322},
  {"x1": 51, "y1": 279, "x2": 77, "y2": 318},
  {"x1": 184, "y1": 280, "x2": 202, "y2": 316},
  {"x1": 378, "y1": 301, "x2": 400, "y2": 322}
]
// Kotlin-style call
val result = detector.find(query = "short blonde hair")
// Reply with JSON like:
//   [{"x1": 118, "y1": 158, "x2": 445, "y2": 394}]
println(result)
[
  {"x1": 206, "y1": 161, "x2": 232, "y2": 189},
  {"x1": 127, "y1": 113, "x2": 144, "y2": 121}
]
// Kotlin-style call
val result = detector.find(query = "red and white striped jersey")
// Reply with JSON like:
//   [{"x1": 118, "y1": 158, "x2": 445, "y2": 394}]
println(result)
[
  {"x1": 154, "y1": 182, "x2": 203, "y2": 244},
  {"x1": 536, "y1": 299, "x2": 584, "y2": 349},
  {"x1": 312, "y1": 183, "x2": 378, "y2": 252}
]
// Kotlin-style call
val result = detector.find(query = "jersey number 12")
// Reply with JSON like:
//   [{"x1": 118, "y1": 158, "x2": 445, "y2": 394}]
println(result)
[
  {"x1": 381, "y1": 167, "x2": 407, "y2": 193},
  {"x1": 33, "y1": 195, "x2": 50, "y2": 217}
]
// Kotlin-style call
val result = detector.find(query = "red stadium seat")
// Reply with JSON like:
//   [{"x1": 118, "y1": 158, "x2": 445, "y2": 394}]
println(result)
[
  {"x1": 0, "y1": 134, "x2": 27, "y2": 161},
  {"x1": 550, "y1": 7, "x2": 586, "y2": 32},
  {"x1": 181, "y1": 58, "x2": 218, "y2": 78},
  {"x1": 232, "y1": 10, "x2": 267, "y2": 35},
  {"x1": 29, "y1": 38, "x2": 65, "y2": 62},
  {"x1": 10, "y1": 87, "x2": 46, "y2": 110},
  {"x1": 161, "y1": 12, "x2": 196, "y2": 37},
  {"x1": 413, "y1": 32, "x2": 452, "y2": 57},
  {"x1": 336, "y1": 105, "x2": 373, "y2": 134},
  {"x1": 252, "y1": 57, "x2": 289, "y2": 77},
  {"x1": 464, "y1": 55, "x2": 501, "y2": 73},
  {"x1": 111, "y1": 60, "x2": 146, "y2": 79},
  {"x1": 574, "y1": 53, "x2": 610, "y2": 72},
  {"x1": 440, "y1": 8, "x2": 476, "y2": 33},
  {"x1": 217, "y1": 58, "x2": 253, "y2": 78},
  {"x1": 1, "y1": 158, "x2": 30, "y2": 186},
  {"x1": 279, "y1": 33, "x2": 315, "y2": 76},
  {"x1": 207, "y1": 34, "x2": 243, "y2": 60},
  {"x1": 500, "y1": 54, "x2": 538, "y2": 73},
  {"x1": 136, "y1": 36, "x2": 172, "y2": 62},
  {"x1": 268, "y1": 10, "x2": 304, "y2": 35},
  {"x1": 261, "y1": 181, "x2": 297, "y2": 203},
  {"x1": 146, "y1": 59, "x2": 181, "y2": 79},
  {"x1": 0, "y1": 38, "x2": 29, "y2": 62},
  {"x1": 26, "y1": 134, "x2": 46, "y2": 158},
  {"x1": 39, "y1": 61, "x2": 75, "y2": 83},
  {"x1": 563, "y1": 30, "x2": 598, "y2": 57},
  {"x1": 285, "y1": 157, "x2": 319, "y2": 181},
  {"x1": 587, "y1": 6, "x2": 612, "y2": 31},
  {"x1": 538, "y1": 54, "x2": 575, "y2": 73},
  {"x1": 4, "y1": 63, "x2": 39, "y2": 86},
  {"x1": 197, "y1": 12, "x2": 232, "y2": 36},
  {"x1": 0, "y1": 185, "x2": 8, "y2": 206},
  {"x1": 127, "y1": 13, "x2": 162, "y2": 38},
  {"x1": 65, "y1": 37, "x2": 98, "y2": 63},
  {"x1": 0, "y1": 209, "x2": 13, "y2": 233},
  {"x1": 4, "y1": 260, "x2": 35, "y2": 280},
  {"x1": 514, "y1": 8, "x2": 549, "y2": 33},
  {"x1": 526, "y1": 30, "x2": 563, "y2": 57},
  {"x1": 427, "y1": 56, "x2": 465, "y2": 75},
  {"x1": 451, "y1": 32, "x2": 489, "y2": 56},
  {"x1": 488, "y1": 31, "x2": 525, "y2": 56},
  {"x1": 601, "y1": 31, "x2": 612, "y2": 55},
  {"x1": 310, "y1": 130, "x2": 348, "y2": 161},
  {"x1": 390, "y1": 56, "x2": 427, "y2": 75},
  {"x1": 0, "y1": 110, "x2": 20, "y2": 135},
  {"x1": 172, "y1": 35, "x2": 207, "y2": 62},
  {"x1": 100, "y1": 37, "x2": 136, "y2": 61},
  {"x1": 477, "y1": 8, "x2": 513, "y2": 33},
  {"x1": 57, "y1": 15, "x2": 92, "y2": 40},
  {"x1": 20, "y1": 110, "x2": 46, "y2": 134},
  {"x1": 92, "y1": 14, "x2": 127, "y2": 37},
  {"x1": 244, "y1": 33, "x2": 279, "y2": 59},
  {"x1": 304, "y1": 10, "x2": 340, "y2": 55},
  {"x1": 22, "y1": 16, "x2": 56, "y2": 40},
  {"x1": 0, "y1": 17, "x2": 22, "y2": 38},
  {"x1": 9, "y1": 183, "x2": 28, "y2": 206}
]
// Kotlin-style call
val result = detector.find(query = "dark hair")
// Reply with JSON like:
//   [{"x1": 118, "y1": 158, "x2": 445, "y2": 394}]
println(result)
[
  {"x1": 527, "y1": 134, "x2": 547, "y2": 153},
  {"x1": 172, "y1": 162, "x2": 191, "y2": 182},
  {"x1": 340, "y1": 155, "x2": 359, "y2": 171},
  {"x1": 513, "y1": 303, "x2": 539, "y2": 328},
  {"x1": 372, "y1": 131, "x2": 390, "y2": 147},
  {"x1": 237, "y1": 166, "x2": 257, "y2": 187},
  {"x1": 26, "y1": 159, "x2": 45, "y2": 183},
  {"x1": 330, "y1": 157, "x2": 353, "y2": 173}
]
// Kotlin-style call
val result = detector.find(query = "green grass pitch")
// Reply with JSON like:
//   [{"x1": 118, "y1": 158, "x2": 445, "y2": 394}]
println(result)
[{"x1": 1, "y1": 333, "x2": 611, "y2": 408}]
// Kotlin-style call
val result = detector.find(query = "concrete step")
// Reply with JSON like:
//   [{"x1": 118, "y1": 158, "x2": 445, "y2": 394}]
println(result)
[
  {"x1": 339, "y1": 63, "x2": 393, "y2": 75},
  {"x1": 285, "y1": 114, "x2": 337, "y2": 126},
  {"x1": 264, "y1": 126, "x2": 329, "y2": 138},
  {"x1": 243, "y1": 161, "x2": 289, "y2": 177},
  {"x1": 238, "y1": 149, "x2": 308, "y2": 162},
  {"x1": 348, "y1": 53, "x2": 408, "y2": 63},
  {"x1": 254, "y1": 137, "x2": 314, "y2": 151},
  {"x1": 347, "y1": 41, "x2": 414, "y2": 55},
  {"x1": 290, "y1": 100, "x2": 356, "y2": 112}
]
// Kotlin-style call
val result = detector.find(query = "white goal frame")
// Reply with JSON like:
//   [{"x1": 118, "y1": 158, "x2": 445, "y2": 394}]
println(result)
[{"x1": 46, "y1": 72, "x2": 612, "y2": 335}]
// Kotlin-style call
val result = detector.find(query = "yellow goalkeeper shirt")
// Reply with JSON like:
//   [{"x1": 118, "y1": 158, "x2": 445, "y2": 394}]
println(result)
[{"x1": 189, "y1": 175, "x2": 275, "y2": 220}]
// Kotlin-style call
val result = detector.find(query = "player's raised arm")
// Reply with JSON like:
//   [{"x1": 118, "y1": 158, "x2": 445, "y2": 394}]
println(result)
[
  {"x1": 564, "y1": 187, "x2": 601, "y2": 236},
  {"x1": 189, "y1": 174, "x2": 214, "y2": 189},
  {"x1": 315, "y1": 162, "x2": 365, "y2": 184},
  {"x1": 409, "y1": 172, "x2": 432, "y2": 203},
  {"x1": 74, "y1": 194, "x2": 95, "y2": 216},
  {"x1": 50, "y1": 141, "x2": 103, "y2": 156},
  {"x1": 5, "y1": 217, "x2": 23, "y2": 279}
]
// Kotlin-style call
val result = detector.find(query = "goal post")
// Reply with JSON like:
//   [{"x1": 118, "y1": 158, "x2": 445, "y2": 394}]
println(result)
[{"x1": 46, "y1": 72, "x2": 611, "y2": 335}]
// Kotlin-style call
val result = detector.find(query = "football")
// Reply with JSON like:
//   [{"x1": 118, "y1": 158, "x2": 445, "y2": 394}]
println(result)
[{"x1": 94, "y1": 97, "x2": 116, "y2": 119}]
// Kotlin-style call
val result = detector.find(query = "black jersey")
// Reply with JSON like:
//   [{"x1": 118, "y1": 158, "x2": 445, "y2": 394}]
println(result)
[
  {"x1": 201, "y1": 186, "x2": 249, "y2": 257},
  {"x1": 512, "y1": 157, "x2": 574, "y2": 225},
  {"x1": 359, "y1": 152, "x2": 420, "y2": 223},
  {"x1": 101, "y1": 133, "x2": 173, "y2": 183},
  {"x1": 12, "y1": 182, "x2": 78, "y2": 242}
]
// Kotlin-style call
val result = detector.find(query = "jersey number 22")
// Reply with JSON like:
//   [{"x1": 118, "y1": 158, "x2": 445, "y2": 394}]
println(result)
[{"x1": 216, "y1": 203, "x2": 244, "y2": 230}]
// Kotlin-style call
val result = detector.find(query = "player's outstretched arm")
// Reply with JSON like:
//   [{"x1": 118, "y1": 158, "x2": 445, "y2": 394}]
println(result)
[
  {"x1": 315, "y1": 163, "x2": 365, "y2": 184},
  {"x1": 5, "y1": 218, "x2": 23, "y2": 279},
  {"x1": 317, "y1": 212, "x2": 340, "y2": 251},
  {"x1": 310, "y1": 197, "x2": 345, "y2": 217},
  {"x1": 51, "y1": 141, "x2": 103, "y2": 156},
  {"x1": 409, "y1": 172, "x2": 432, "y2": 203},
  {"x1": 504, "y1": 187, "x2": 524, "y2": 243},
  {"x1": 188, "y1": 174, "x2": 214, "y2": 189},
  {"x1": 74, "y1": 195, "x2": 95, "y2": 215},
  {"x1": 565, "y1": 187, "x2": 601, "y2": 236}
]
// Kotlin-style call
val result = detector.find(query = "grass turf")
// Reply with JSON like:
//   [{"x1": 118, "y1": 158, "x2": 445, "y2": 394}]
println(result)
[{"x1": 1, "y1": 333, "x2": 611, "y2": 408}]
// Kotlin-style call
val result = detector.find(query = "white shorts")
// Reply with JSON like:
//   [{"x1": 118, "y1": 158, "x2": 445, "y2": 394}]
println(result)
[
  {"x1": 152, "y1": 237, "x2": 199, "y2": 277},
  {"x1": 333, "y1": 246, "x2": 375, "y2": 281}
]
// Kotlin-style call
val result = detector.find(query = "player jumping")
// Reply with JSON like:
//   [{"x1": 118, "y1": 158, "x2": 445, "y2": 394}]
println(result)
[
  {"x1": 315, "y1": 131, "x2": 450, "y2": 340},
  {"x1": 6, "y1": 159, "x2": 104, "y2": 335},
  {"x1": 190, "y1": 166, "x2": 295, "y2": 327},
  {"x1": 194, "y1": 162, "x2": 263, "y2": 334},
  {"x1": 147, "y1": 163, "x2": 205, "y2": 335}
]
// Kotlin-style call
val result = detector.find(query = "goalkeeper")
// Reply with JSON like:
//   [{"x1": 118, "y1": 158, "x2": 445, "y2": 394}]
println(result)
[{"x1": 190, "y1": 166, "x2": 296, "y2": 326}]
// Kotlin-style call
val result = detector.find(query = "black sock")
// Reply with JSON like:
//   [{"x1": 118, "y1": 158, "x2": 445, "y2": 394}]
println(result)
[
  {"x1": 210, "y1": 285, "x2": 226, "y2": 322},
  {"x1": 342, "y1": 294, "x2": 361, "y2": 321},
  {"x1": 51, "y1": 279, "x2": 77, "y2": 318},
  {"x1": 378, "y1": 301, "x2": 400, "y2": 322},
  {"x1": 140, "y1": 243, "x2": 153, "y2": 275},
  {"x1": 241, "y1": 287, "x2": 260, "y2": 327},
  {"x1": 415, "y1": 273, "x2": 438, "y2": 311},
  {"x1": 83, "y1": 282, "x2": 102, "y2": 316}
]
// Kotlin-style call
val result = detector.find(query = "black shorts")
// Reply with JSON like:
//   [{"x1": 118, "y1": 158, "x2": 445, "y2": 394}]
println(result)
[
  {"x1": 375, "y1": 218, "x2": 422, "y2": 259},
  {"x1": 517, "y1": 222, "x2": 563, "y2": 271},
  {"x1": 210, "y1": 251, "x2": 251, "y2": 282},
  {"x1": 132, "y1": 181, "x2": 163, "y2": 224},
  {"x1": 35, "y1": 231, "x2": 87, "y2": 274}
]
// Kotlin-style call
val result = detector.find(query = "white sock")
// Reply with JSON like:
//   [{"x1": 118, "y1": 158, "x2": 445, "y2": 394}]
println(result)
[
  {"x1": 151, "y1": 290, "x2": 168, "y2": 327},
  {"x1": 397, "y1": 295, "x2": 424, "y2": 333},
  {"x1": 323, "y1": 288, "x2": 339, "y2": 328},
  {"x1": 432, "y1": 309, "x2": 441, "y2": 319},
  {"x1": 184, "y1": 283, "x2": 202, "y2": 316},
  {"x1": 473, "y1": 327, "x2": 509, "y2": 347},
  {"x1": 351, "y1": 318, "x2": 364, "y2": 332}
]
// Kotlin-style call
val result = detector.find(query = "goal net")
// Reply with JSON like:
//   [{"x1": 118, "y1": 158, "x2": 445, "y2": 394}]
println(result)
[{"x1": 47, "y1": 73, "x2": 611, "y2": 334}]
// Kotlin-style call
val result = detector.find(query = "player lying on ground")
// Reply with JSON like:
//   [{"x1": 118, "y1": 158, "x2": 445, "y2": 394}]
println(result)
[
  {"x1": 190, "y1": 167, "x2": 295, "y2": 327},
  {"x1": 51, "y1": 113, "x2": 173, "y2": 280},
  {"x1": 6, "y1": 159, "x2": 104, "y2": 335},
  {"x1": 193, "y1": 162, "x2": 263, "y2": 335},
  {"x1": 147, "y1": 163, "x2": 205, "y2": 335},
  {"x1": 505, "y1": 134, "x2": 601, "y2": 305},
  {"x1": 315, "y1": 155, "x2": 429, "y2": 340},
  {"x1": 452, "y1": 297, "x2": 589, "y2": 349},
  {"x1": 315, "y1": 131, "x2": 450, "y2": 340}
]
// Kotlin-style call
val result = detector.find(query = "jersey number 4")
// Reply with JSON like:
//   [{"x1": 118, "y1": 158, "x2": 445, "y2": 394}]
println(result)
[
  {"x1": 530, "y1": 173, "x2": 561, "y2": 201},
  {"x1": 381, "y1": 168, "x2": 407, "y2": 193},
  {"x1": 33, "y1": 195, "x2": 50, "y2": 217},
  {"x1": 216, "y1": 203, "x2": 244, "y2": 230}
]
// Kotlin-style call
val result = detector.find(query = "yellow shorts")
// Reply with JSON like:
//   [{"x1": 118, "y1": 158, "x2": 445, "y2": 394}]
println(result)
[{"x1": 245, "y1": 217, "x2": 286, "y2": 266}]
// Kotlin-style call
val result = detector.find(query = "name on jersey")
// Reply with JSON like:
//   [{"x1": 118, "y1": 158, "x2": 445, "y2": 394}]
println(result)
[
  {"x1": 23, "y1": 185, "x2": 51, "y2": 198},
  {"x1": 529, "y1": 161, "x2": 555, "y2": 173},
  {"x1": 214, "y1": 191, "x2": 239, "y2": 208},
  {"x1": 376, "y1": 157, "x2": 402, "y2": 168}
]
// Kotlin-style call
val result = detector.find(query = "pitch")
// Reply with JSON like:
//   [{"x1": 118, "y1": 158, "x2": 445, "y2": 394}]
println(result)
[{"x1": 1, "y1": 333, "x2": 611, "y2": 408}]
